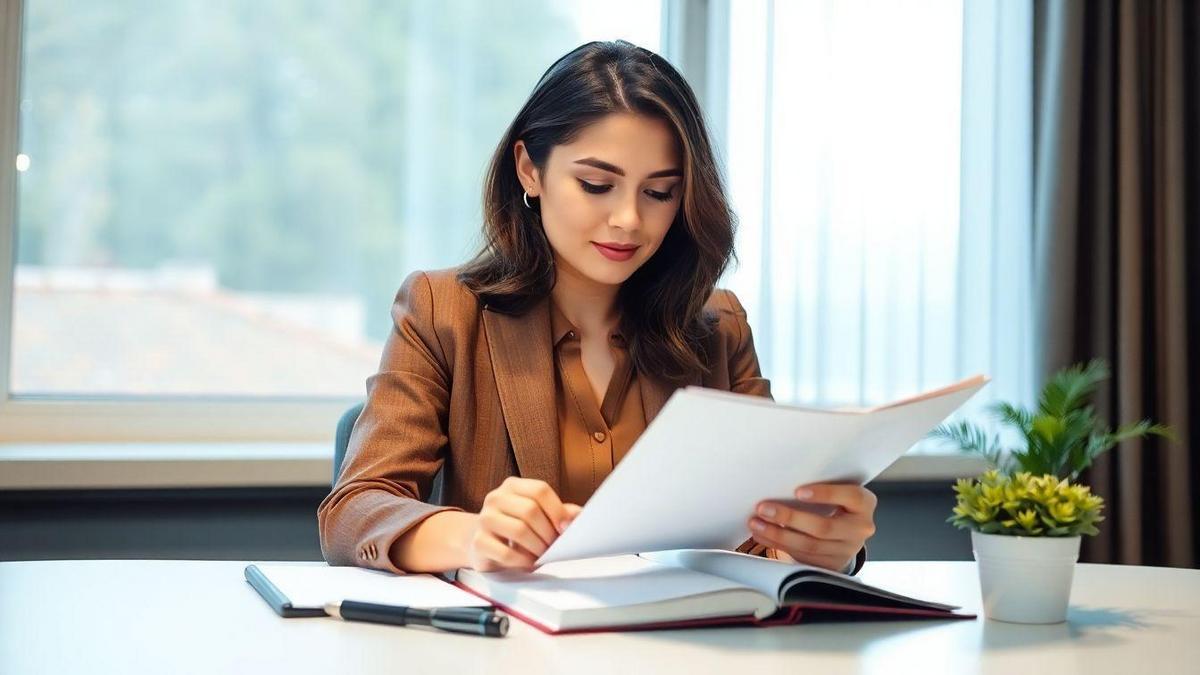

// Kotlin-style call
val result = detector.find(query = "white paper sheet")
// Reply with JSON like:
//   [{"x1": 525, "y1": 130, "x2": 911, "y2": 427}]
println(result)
[
  {"x1": 537, "y1": 375, "x2": 988, "y2": 565},
  {"x1": 251, "y1": 562, "x2": 489, "y2": 609}
]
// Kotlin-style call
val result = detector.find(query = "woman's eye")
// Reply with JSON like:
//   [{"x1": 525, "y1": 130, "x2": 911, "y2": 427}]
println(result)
[
  {"x1": 577, "y1": 179, "x2": 675, "y2": 202},
  {"x1": 577, "y1": 179, "x2": 611, "y2": 194}
]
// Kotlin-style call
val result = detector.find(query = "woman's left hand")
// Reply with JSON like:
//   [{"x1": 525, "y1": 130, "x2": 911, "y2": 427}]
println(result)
[{"x1": 747, "y1": 483, "x2": 877, "y2": 572}]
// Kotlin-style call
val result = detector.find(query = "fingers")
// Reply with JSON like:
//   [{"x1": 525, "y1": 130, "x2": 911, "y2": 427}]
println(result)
[
  {"x1": 490, "y1": 492, "x2": 558, "y2": 550},
  {"x1": 748, "y1": 517, "x2": 849, "y2": 565},
  {"x1": 471, "y1": 478, "x2": 578, "y2": 571},
  {"x1": 503, "y1": 477, "x2": 575, "y2": 533},
  {"x1": 561, "y1": 503, "x2": 583, "y2": 528},
  {"x1": 473, "y1": 532, "x2": 537, "y2": 571},
  {"x1": 755, "y1": 501, "x2": 876, "y2": 542},
  {"x1": 793, "y1": 483, "x2": 878, "y2": 516},
  {"x1": 481, "y1": 510, "x2": 550, "y2": 557}
]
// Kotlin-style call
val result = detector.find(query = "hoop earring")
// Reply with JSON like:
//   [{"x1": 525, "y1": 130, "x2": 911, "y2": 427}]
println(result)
[{"x1": 523, "y1": 190, "x2": 536, "y2": 209}]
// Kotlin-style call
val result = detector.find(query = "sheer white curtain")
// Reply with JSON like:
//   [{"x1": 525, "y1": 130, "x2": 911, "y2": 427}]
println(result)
[{"x1": 719, "y1": 0, "x2": 1035, "y2": 436}]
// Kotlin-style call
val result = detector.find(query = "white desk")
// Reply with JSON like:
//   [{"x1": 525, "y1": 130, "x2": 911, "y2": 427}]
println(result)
[{"x1": 1, "y1": 560, "x2": 1196, "y2": 674}]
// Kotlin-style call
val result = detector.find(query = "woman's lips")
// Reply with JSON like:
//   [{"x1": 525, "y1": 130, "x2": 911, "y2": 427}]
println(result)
[{"x1": 592, "y1": 242, "x2": 639, "y2": 262}]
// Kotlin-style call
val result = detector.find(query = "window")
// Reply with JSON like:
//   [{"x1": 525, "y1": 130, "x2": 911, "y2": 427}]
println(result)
[
  {"x1": 8, "y1": 0, "x2": 662, "y2": 399},
  {"x1": 2, "y1": 0, "x2": 1031, "y2": 448}
]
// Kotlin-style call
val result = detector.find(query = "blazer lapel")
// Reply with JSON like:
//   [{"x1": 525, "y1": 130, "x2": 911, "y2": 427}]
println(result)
[{"x1": 482, "y1": 299, "x2": 562, "y2": 493}]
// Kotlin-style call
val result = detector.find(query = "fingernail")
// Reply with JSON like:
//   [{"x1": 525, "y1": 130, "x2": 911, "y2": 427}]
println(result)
[
  {"x1": 796, "y1": 488, "x2": 814, "y2": 499},
  {"x1": 750, "y1": 519, "x2": 765, "y2": 531},
  {"x1": 758, "y1": 504, "x2": 776, "y2": 518}
]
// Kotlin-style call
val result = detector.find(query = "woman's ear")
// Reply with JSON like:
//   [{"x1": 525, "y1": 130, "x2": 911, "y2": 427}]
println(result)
[{"x1": 513, "y1": 140, "x2": 541, "y2": 197}]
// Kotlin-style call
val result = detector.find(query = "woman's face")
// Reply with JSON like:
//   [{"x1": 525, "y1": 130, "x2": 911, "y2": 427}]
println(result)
[{"x1": 515, "y1": 113, "x2": 684, "y2": 287}]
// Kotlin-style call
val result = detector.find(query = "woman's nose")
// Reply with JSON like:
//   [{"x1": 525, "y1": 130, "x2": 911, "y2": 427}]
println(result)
[{"x1": 608, "y1": 191, "x2": 642, "y2": 230}]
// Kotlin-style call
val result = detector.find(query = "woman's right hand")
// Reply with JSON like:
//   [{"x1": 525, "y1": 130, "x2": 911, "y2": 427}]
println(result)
[{"x1": 465, "y1": 477, "x2": 583, "y2": 572}]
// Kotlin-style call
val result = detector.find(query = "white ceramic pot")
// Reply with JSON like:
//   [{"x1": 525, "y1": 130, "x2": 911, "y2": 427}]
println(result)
[{"x1": 971, "y1": 530, "x2": 1081, "y2": 624}]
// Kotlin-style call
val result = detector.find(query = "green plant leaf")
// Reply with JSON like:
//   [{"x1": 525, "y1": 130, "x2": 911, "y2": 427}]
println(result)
[
  {"x1": 949, "y1": 472, "x2": 1106, "y2": 537},
  {"x1": 927, "y1": 421, "x2": 1003, "y2": 469},
  {"x1": 989, "y1": 401, "x2": 1033, "y2": 435},
  {"x1": 1038, "y1": 359, "x2": 1110, "y2": 419},
  {"x1": 941, "y1": 358, "x2": 1173, "y2": 487}
]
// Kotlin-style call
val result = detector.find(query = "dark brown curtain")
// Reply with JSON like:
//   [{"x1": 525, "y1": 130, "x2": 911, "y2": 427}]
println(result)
[{"x1": 1033, "y1": 0, "x2": 1198, "y2": 568}]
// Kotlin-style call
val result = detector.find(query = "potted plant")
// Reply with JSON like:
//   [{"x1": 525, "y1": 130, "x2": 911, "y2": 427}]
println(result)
[{"x1": 928, "y1": 359, "x2": 1173, "y2": 624}]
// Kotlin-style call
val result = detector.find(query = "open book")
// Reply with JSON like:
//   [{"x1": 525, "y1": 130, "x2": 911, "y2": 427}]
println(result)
[
  {"x1": 453, "y1": 549, "x2": 972, "y2": 634},
  {"x1": 539, "y1": 374, "x2": 990, "y2": 564}
]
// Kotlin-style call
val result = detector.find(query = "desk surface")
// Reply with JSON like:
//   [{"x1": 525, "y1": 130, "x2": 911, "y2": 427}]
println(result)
[{"x1": 1, "y1": 559, "x2": 1196, "y2": 675}]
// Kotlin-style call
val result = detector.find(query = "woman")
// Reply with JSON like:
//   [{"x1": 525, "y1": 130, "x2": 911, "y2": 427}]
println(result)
[{"x1": 318, "y1": 40, "x2": 875, "y2": 575}]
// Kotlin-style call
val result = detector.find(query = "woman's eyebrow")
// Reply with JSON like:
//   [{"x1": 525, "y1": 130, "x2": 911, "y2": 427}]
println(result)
[{"x1": 573, "y1": 156, "x2": 682, "y2": 178}]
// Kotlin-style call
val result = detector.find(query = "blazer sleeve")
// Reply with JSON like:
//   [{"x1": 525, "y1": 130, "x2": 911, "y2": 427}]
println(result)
[
  {"x1": 721, "y1": 290, "x2": 868, "y2": 575},
  {"x1": 317, "y1": 270, "x2": 465, "y2": 574}
]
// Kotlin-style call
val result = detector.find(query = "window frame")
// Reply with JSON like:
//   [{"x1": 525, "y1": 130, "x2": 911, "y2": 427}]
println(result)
[{"x1": 1, "y1": 0, "x2": 27, "y2": 441}]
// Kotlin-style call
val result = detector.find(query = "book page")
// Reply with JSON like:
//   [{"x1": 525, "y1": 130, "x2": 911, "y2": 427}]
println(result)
[
  {"x1": 458, "y1": 554, "x2": 764, "y2": 611},
  {"x1": 639, "y1": 549, "x2": 853, "y2": 600},
  {"x1": 538, "y1": 375, "x2": 988, "y2": 565},
  {"x1": 639, "y1": 550, "x2": 959, "y2": 611},
  {"x1": 456, "y1": 554, "x2": 778, "y2": 628}
]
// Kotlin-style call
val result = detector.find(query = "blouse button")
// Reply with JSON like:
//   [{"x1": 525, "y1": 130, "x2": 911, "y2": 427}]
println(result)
[{"x1": 593, "y1": 431, "x2": 607, "y2": 443}]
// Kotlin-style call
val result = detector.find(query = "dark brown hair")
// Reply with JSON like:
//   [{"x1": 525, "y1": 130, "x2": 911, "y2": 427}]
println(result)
[{"x1": 459, "y1": 40, "x2": 737, "y2": 384}]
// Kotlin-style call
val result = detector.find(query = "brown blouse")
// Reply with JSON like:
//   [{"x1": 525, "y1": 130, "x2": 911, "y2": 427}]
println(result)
[
  {"x1": 550, "y1": 301, "x2": 644, "y2": 506},
  {"x1": 548, "y1": 301, "x2": 778, "y2": 560}
]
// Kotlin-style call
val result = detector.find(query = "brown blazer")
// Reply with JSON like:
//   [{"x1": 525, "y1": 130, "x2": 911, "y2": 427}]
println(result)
[{"x1": 317, "y1": 268, "x2": 863, "y2": 574}]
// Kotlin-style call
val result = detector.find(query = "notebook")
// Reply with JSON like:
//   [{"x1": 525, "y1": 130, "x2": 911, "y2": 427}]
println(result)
[
  {"x1": 538, "y1": 374, "x2": 989, "y2": 564},
  {"x1": 452, "y1": 549, "x2": 973, "y2": 634},
  {"x1": 244, "y1": 562, "x2": 489, "y2": 618}
]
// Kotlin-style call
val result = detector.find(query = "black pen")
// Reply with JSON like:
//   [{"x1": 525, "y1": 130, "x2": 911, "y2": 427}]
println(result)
[{"x1": 324, "y1": 600, "x2": 509, "y2": 637}]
